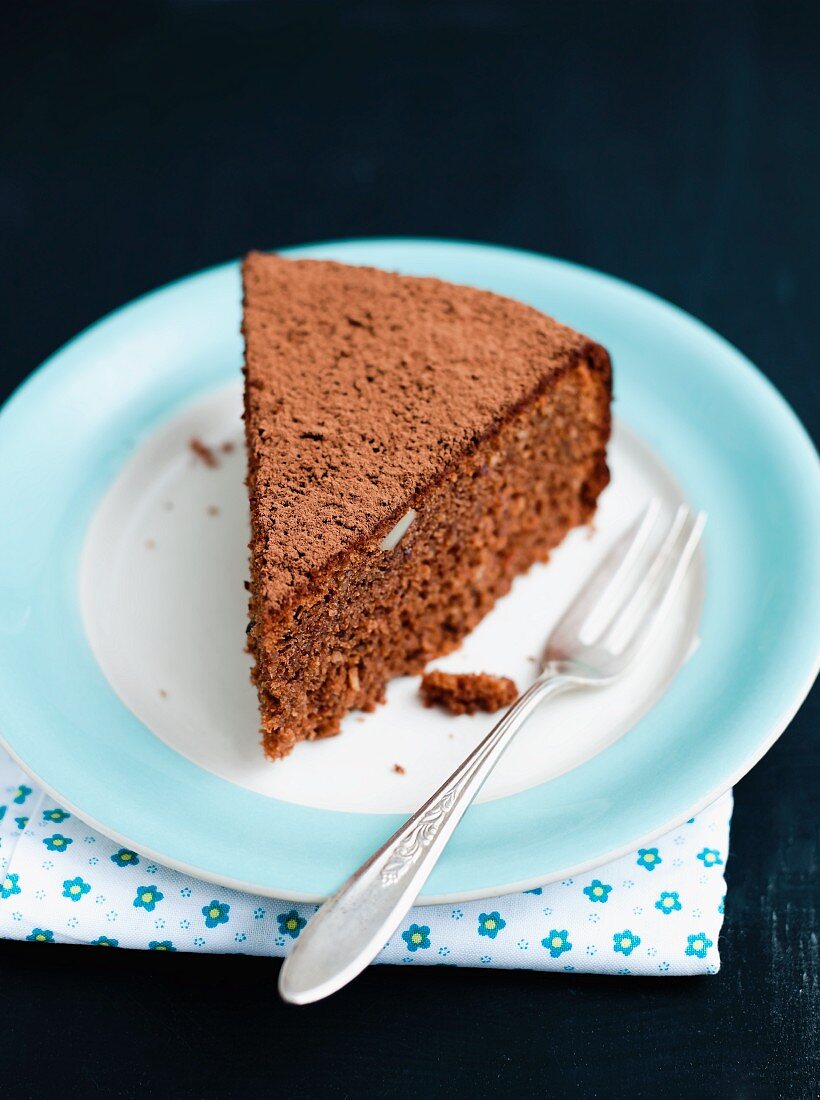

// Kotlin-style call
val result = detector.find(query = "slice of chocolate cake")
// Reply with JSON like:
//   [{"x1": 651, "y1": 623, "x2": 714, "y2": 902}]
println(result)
[{"x1": 242, "y1": 252, "x2": 611, "y2": 759}]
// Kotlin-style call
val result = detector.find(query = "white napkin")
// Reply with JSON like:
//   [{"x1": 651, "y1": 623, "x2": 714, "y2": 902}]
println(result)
[{"x1": 0, "y1": 748, "x2": 729, "y2": 975}]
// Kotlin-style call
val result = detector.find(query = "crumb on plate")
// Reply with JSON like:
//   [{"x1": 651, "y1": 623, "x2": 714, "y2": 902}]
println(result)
[
  {"x1": 189, "y1": 437, "x2": 219, "y2": 468},
  {"x1": 420, "y1": 670, "x2": 518, "y2": 716}
]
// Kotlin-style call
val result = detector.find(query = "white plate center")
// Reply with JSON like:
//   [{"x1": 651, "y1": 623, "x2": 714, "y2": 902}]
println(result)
[{"x1": 80, "y1": 382, "x2": 703, "y2": 813}]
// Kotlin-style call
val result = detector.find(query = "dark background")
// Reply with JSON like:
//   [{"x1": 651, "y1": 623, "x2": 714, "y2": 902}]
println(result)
[{"x1": 1, "y1": 2, "x2": 818, "y2": 1096}]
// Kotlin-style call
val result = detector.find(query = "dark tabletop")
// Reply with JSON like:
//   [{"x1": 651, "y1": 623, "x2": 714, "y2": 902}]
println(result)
[{"x1": 1, "y1": 2, "x2": 818, "y2": 1096}]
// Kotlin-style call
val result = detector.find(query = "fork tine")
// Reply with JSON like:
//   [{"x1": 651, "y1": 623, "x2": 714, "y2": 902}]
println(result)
[
  {"x1": 608, "y1": 509, "x2": 706, "y2": 665},
  {"x1": 548, "y1": 499, "x2": 661, "y2": 650},
  {"x1": 597, "y1": 504, "x2": 690, "y2": 646}
]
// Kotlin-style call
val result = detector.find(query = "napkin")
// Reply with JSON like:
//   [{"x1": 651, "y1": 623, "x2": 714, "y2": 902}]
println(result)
[{"x1": 0, "y1": 748, "x2": 729, "y2": 975}]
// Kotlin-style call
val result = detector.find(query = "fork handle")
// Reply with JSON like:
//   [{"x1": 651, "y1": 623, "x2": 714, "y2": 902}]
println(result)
[{"x1": 278, "y1": 669, "x2": 574, "y2": 1004}]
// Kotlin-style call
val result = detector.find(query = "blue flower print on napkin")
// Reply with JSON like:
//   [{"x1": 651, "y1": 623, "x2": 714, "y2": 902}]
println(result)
[
  {"x1": 542, "y1": 930, "x2": 572, "y2": 958},
  {"x1": 111, "y1": 848, "x2": 140, "y2": 868},
  {"x1": 1, "y1": 873, "x2": 21, "y2": 899},
  {"x1": 613, "y1": 930, "x2": 641, "y2": 956},
  {"x1": 43, "y1": 834, "x2": 72, "y2": 853},
  {"x1": 478, "y1": 911, "x2": 506, "y2": 939},
  {"x1": 636, "y1": 848, "x2": 662, "y2": 872},
  {"x1": 402, "y1": 923, "x2": 431, "y2": 952},
  {"x1": 62, "y1": 877, "x2": 90, "y2": 902},
  {"x1": 583, "y1": 880, "x2": 612, "y2": 904},
  {"x1": 26, "y1": 928, "x2": 54, "y2": 943},
  {"x1": 685, "y1": 932, "x2": 713, "y2": 959},
  {"x1": 655, "y1": 891, "x2": 682, "y2": 915},
  {"x1": 202, "y1": 900, "x2": 231, "y2": 928},
  {"x1": 133, "y1": 885, "x2": 164, "y2": 912},
  {"x1": 42, "y1": 808, "x2": 70, "y2": 824},
  {"x1": 276, "y1": 909, "x2": 306, "y2": 939}
]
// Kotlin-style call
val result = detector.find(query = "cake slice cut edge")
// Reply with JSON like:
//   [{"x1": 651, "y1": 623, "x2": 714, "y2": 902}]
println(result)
[{"x1": 242, "y1": 251, "x2": 612, "y2": 759}]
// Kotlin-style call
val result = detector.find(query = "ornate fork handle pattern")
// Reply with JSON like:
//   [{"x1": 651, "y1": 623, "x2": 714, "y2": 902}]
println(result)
[{"x1": 380, "y1": 786, "x2": 460, "y2": 885}]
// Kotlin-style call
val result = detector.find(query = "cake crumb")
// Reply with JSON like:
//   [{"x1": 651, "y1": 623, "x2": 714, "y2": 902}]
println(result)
[
  {"x1": 189, "y1": 437, "x2": 218, "y2": 468},
  {"x1": 392, "y1": 763, "x2": 406, "y2": 775},
  {"x1": 420, "y1": 671, "x2": 518, "y2": 716},
  {"x1": 158, "y1": 689, "x2": 168, "y2": 699},
  {"x1": 221, "y1": 441, "x2": 235, "y2": 454},
  {"x1": 207, "y1": 505, "x2": 220, "y2": 517},
  {"x1": 145, "y1": 539, "x2": 156, "y2": 550}
]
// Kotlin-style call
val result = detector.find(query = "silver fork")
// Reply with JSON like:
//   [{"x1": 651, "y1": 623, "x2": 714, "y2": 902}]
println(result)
[{"x1": 279, "y1": 501, "x2": 706, "y2": 1004}]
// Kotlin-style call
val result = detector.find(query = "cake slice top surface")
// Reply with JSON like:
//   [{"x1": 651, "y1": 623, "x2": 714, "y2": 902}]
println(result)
[{"x1": 242, "y1": 252, "x2": 594, "y2": 609}]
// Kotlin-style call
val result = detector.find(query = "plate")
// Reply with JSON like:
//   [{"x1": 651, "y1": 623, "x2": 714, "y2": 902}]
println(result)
[{"x1": 0, "y1": 239, "x2": 817, "y2": 901}]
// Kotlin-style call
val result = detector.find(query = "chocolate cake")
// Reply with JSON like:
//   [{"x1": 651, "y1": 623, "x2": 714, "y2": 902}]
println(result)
[
  {"x1": 420, "y1": 671, "x2": 519, "y2": 715},
  {"x1": 242, "y1": 252, "x2": 611, "y2": 759}
]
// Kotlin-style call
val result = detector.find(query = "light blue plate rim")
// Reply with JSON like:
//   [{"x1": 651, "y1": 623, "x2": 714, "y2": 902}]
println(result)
[{"x1": 0, "y1": 238, "x2": 818, "y2": 903}]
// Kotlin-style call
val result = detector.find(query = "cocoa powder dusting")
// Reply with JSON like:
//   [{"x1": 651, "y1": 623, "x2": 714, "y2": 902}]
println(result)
[{"x1": 242, "y1": 252, "x2": 601, "y2": 611}]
